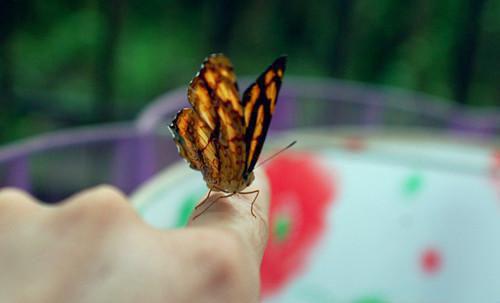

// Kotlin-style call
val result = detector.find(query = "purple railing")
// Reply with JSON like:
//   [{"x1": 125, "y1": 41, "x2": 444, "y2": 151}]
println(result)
[
  {"x1": 0, "y1": 124, "x2": 149, "y2": 199},
  {"x1": 1, "y1": 77, "x2": 498, "y2": 201}
]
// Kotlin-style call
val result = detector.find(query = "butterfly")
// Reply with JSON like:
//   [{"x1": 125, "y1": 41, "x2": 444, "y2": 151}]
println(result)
[{"x1": 169, "y1": 54, "x2": 287, "y2": 218}]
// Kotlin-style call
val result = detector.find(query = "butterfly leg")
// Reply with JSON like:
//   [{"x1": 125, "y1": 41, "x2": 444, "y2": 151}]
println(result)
[
  {"x1": 195, "y1": 188, "x2": 213, "y2": 210},
  {"x1": 192, "y1": 192, "x2": 236, "y2": 220},
  {"x1": 239, "y1": 190, "x2": 260, "y2": 218}
]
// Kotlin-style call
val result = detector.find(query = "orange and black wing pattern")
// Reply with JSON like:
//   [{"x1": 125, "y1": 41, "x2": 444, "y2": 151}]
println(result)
[
  {"x1": 242, "y1": 56, "x2": 287, "y2": 178},
  {"x1": 170, "y1": 108, "x2": 220, "y2": 182},
  {"x1": 187, "y1": 54, "x2": 240, "y2": 130},
  {"x1": 170, "y1": 54, "x2": 286, "y2": 192},
  {"x1": 170, "y1": 54, "x2": 246, "y2": 189}
]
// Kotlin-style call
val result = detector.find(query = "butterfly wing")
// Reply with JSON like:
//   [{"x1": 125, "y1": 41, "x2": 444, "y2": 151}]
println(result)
[
  {"x1": 187, "y1": 53, "x2": 239, "y2": 130},
  {"x1": 183, "y1": 54, "x2": 247, "y2": 189},
  {"x1": 242, "y1": 56, "x2": 287, "y2": 178},
  {"x1": 169, "y1": 108, "x2": 220, "y2": 183}
]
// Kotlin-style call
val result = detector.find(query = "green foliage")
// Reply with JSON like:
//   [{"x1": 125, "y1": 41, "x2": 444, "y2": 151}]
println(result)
[{"x1": 0, "y1": 0, "x2": 498, "y2": 143}]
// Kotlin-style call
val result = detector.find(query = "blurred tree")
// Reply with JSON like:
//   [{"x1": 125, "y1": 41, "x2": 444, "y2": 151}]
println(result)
[
  {"x1": 0, "y1": 0, "x2": 31, "y2": 142},
  {"x1": 451, "y1": 0, "x2": 487, "y2": 105},
  {"x1": 328, "y1": 0, "x2": 354, "y2": 77},
  {"x1": 95, "y1": 0, "x2": 124, "y2": 121},
  {"x1": 204, "y1": 0, "x2": 238, "y2": 53},
  {"x1": 0, "y1": 0, "x2": 498, "y2": 143},
  {"x1": 352, "y1": 0, "x2": 419, "y2": 83},
  {"x1": 0, "y1": 2, "x2": 14, "y2": 142}
]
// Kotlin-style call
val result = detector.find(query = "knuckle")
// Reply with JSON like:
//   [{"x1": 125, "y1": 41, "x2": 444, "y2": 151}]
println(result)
[
  {"x1": 0, "y1": 188, "x2": 39, "y2": 210},
  {"x1": 59, "y1": 185, "x2": 133, "y2": 227},
  {"x1": 91, "y1": 185, "x2": 127, "y2": 205},
  {"x1": 0, "y1": 188, "x2": 29, "y2": 200}
]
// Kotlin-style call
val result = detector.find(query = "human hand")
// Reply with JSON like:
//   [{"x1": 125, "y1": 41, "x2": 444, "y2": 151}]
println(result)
[{"x1": 0, "y1": 169, "x2": 269, "y2": 303}]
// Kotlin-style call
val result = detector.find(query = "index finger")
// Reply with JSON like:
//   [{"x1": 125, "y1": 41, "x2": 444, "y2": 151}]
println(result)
[{"x1": 187, "y1": 168, "x2": 270, "y2": 260}]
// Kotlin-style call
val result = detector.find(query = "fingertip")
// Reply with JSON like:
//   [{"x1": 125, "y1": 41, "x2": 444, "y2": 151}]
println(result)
[
  {"x1": 188, "y1": 168, "x2": 270, "y2": 225},
  {"x1": 186, "y1": 168, "x2": 271, "y2": 261}
]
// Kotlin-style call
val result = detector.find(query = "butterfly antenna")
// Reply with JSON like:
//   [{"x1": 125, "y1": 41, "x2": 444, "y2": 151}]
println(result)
[{"x1": 256, "y1": 140, "x2": 297, "y2": 168}]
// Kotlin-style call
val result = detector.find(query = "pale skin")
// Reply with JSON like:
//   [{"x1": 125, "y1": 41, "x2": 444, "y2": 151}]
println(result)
[{"x1": 0, "y1": 169, "x2": 270, "y2": 303}]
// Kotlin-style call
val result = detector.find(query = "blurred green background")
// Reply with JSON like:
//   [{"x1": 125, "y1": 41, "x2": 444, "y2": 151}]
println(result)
[{"x1": 1, "y1": 0, "x2": 499, "y2": 144}]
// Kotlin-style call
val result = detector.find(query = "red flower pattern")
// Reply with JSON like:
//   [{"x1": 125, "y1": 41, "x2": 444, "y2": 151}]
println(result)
[{"x1": 261, "y1": 152, "x2": 336, "y2": 296}]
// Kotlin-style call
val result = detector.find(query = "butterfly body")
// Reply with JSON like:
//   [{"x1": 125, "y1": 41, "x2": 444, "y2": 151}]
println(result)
[{"x1": 170, "y1": 54, "x2": 286, "y2": 207}]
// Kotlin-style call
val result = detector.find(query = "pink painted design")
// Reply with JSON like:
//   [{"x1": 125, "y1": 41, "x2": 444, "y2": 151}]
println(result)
[
  {"x1": 260, "y1": 152, "x2": 336, "y2": 296},
  {"x1": 343, "y1": 135, "x2": 367, "y2": 152},
  {"x1": 421, "y1": 248, "x2": 442, "y2": 275}
]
